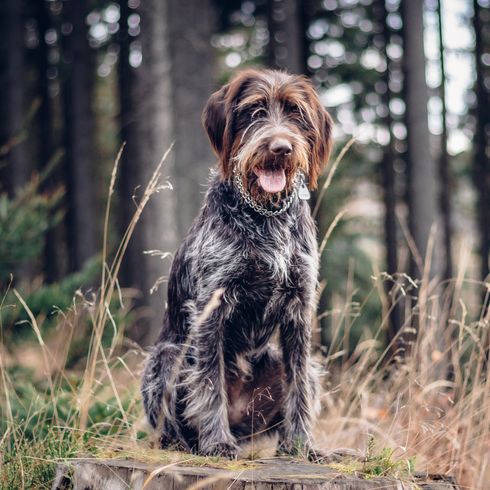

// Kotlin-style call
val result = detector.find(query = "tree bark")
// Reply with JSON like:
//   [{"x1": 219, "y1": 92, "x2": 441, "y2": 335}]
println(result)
[
  {"x1": 401, "y1": 1, "x2": 450, "y2": 380},
  {"x1": 167, "y1": 0, "x2": 217, "y2": 236},
  {"x1": 473, "y1": 0, "x2": 490, "y2": 285},
  {"x1": 119, "y1": 0, "x2": 177, "y2": 345},
  {"x1": 401, "y1": 0, "x2": 444, "y2": 281},
  {"x1": 0, "y1": 0, "x2": 29, "y2": 196},
  {"x1": 267, "y1": 0, "x2": 304, "y2": 74},
  {"x1": 374, "y1": 0, "x2": 402, "y2": 346},
  {"x1": 0, "y1": 0, "x2": 34, "y2": 285},
  {"x1": 36, "y1": 0, "x2": 63, "y2": 282},
  {"x1": 436, "y1": 0, "x2": 453, "y2": 282},
  {"x1": 62, "y1": 0, "x2": 98, "y2": 272},
  {"x1": 118, "y1": 0, "x2": 216, "y2": 345}
]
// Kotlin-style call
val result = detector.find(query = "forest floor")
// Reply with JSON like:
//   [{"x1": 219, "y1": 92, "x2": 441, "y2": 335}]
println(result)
[{"x1": 1, "y1": 273, "x2": 489, "y2": 490}]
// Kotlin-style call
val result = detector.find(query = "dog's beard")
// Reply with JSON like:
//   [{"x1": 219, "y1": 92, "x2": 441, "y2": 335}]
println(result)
[{"x1": 232, "y1": 132, "x2": 310, "y2": 206}]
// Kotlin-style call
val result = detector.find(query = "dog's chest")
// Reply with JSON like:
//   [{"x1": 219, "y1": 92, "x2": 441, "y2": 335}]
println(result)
[{"x1": 245, "y1": 220, "x2": 294, "y2": 284}]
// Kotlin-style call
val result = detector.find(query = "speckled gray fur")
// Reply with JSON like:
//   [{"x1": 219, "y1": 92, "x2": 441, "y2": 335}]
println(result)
[{"x1": 141, "y1": 174, "x2": 319, "y2": 457}]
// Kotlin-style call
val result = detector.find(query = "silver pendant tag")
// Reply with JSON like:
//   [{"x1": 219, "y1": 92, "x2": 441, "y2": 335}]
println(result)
[{"x1": 298, "y1": 181, "x2": 310, "y2": 200}]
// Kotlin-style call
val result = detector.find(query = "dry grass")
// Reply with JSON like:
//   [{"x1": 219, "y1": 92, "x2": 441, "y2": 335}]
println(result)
[
  {"x1": 1, "y1": 143, "x2": 489, "y2": 489},
  {"x1": 314, "y1": 246, "x2": 490, "y2": 489}
]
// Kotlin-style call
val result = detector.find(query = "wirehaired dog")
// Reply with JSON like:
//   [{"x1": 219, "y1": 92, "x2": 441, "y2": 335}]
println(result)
[{"x1": 141, "y1": 69, "x2": 333, "y2": 458}]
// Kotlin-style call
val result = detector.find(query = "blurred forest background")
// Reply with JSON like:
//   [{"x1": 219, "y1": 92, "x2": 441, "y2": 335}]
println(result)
[
  {"x1": 1, "y1": 1, "x2": 490, "y2": 488},
  {"x1": 1, "y1": 0, "x2": 489, "y2": 347}
]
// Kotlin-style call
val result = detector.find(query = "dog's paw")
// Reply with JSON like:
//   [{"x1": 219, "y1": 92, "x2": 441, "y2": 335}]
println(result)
[
  {"x1": 200, "y1": 440, "x2": 239, "y2": 459},
  {"x1": 158, "y1": 433, "x2": 188, "y2": 452}
]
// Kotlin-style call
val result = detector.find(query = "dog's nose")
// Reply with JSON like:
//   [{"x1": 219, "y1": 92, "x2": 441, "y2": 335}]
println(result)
[{"x1": 270, "y1": 139, "x2": 292, "y2": 156}]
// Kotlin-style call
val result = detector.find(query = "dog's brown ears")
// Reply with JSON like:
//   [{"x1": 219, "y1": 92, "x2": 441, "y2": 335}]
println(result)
[
  {"x1": 202, "y1": 85, "x2": 226, "y2": 155},
  {"x1": 308, "y1": 103, "x2": 334, "y2": 190},
  {"x1": 202, "y1": 84, "x2": 232, "y2": 178},
  {"x1": 203, "y1": 70, "x2": 263, "y2": 180}
]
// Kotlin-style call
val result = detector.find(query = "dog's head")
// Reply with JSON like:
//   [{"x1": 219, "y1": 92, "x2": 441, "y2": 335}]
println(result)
[{"x1": 202, "y1": 69, "x2": 333, "y2": 202}]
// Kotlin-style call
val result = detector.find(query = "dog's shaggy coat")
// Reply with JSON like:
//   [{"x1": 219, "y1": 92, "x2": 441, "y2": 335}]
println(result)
[{"x1": 141, "y1": 69, "x2": 333, "y2": 458}]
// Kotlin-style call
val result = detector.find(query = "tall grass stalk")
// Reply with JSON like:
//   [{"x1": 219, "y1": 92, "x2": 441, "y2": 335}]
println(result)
[{"x1": 78, "y1": 144, "x2": 173, "y2": 431}]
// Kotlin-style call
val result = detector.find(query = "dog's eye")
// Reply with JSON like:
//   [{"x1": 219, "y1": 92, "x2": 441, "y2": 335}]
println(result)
[
  {"x1": 250, "y1": 106, "x2": 266, "y2": 119},
  {"x1": 285, "y1": 102, "x2": 301, "y2": 114}
]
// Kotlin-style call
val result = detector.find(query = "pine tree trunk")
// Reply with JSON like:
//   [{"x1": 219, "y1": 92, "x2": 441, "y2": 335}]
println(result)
[
  {"x1": 167, "y1": 0, "x2": 217, "y2": 236},
  {"x1": 0, "y1": 0, "x2": 29, "y2": 195},
  {"x1": 120, "y1": 0, "x2": 177, "y2": 344},
  {"x1": 473, "y1": 0, "x2": 490, "y2": 285},
  {"x1": 401, "y1": 1, "x2": 449, "y2": 379},
  {"x1": 36, "y1": 0, "x2": 63, "y2": 282},
  {"x1": 298, "y1": 0, "x2": 313, "y2": 76},
  {"x1": 401, "y1": 0, "x2": 444, "y2": 281},
  {"x1": 436, "y1": 0, "x2": 453, "y2": 282},
  {"x1": 62, "y1": 0, "x2": 98, "y2": 272},
  {"x1": 0, "y1": 0, "x2": 33, "y2": 284},
  {"x1": 374, "y1": 0, "x2": 402, "y2": 345},
  {"x1": 118, "y1": 0, "x2": 216, "y2": 345},
  {"x1": 267, "y1": 0, "x2": 304, "y2": 74}
]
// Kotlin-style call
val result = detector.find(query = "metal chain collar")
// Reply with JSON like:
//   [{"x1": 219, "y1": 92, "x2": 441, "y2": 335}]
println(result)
[{"x1": 233, "y1": 167, "x2": 301, "y2": 217}]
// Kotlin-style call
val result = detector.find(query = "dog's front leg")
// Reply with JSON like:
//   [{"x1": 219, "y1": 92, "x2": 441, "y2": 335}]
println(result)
[
  {"x1": 277, "y1": 300, "x2": 315, "y2": 457},
  {"x1": 183, "y1": 296, "x2": 238, "y2": 458}
]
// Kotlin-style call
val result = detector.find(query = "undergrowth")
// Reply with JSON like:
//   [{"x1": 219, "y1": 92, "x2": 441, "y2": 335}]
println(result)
[{"x1": 1, "y1": 428, "x2": 84, "y2": 490}]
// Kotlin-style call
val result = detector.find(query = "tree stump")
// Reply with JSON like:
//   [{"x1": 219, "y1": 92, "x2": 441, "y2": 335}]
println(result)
[{"x1": 52, "y1": 457, "x2": 459, "y2": 490}]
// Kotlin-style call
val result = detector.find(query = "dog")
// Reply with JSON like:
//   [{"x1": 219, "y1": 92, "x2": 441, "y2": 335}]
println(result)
[{"x1": 141, "y1": 69, "x2": 333, "y2": 459}]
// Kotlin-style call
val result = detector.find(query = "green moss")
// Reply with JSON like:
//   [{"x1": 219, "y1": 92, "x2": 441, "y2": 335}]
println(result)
[{"x1": 327, "y1": 437, "x2": 416, "y2": 482}]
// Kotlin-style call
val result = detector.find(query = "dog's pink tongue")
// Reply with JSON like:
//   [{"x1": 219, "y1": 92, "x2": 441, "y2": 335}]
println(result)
[{"x1": 256, "y1": 169, "x2": 286, "y2": 193}]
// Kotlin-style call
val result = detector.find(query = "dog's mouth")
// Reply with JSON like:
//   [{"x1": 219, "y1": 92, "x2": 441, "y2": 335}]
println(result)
[{"x1": 253, "y1": 168, "x2": 286, "y2": 193}]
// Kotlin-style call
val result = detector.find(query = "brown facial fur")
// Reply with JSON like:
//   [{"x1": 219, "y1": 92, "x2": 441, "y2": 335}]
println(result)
[{"x1": 202, "y1": 69, "x2": 333, "y2": 203}]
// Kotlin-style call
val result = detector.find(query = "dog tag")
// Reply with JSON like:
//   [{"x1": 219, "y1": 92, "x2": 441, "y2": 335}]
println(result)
[{"x1": 298, "y1": 181, "x2": 310, "y2": 200}]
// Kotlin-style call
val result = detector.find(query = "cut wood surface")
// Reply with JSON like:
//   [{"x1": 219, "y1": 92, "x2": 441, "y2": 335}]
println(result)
[{"x1": 52, "y1": 457, "x2": 459, "y2": 490}]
